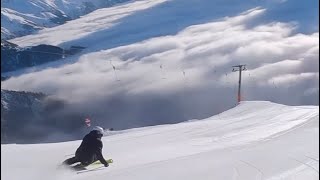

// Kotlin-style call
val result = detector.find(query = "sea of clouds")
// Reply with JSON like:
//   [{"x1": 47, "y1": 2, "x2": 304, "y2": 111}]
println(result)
[{"x1": 2, "y1": 7, "x2": 318, "y2": 135}]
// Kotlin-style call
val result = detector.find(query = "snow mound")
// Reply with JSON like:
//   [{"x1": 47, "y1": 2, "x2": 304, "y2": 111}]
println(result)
[{"x1": 1, "y1": 101, "x2": 319, "y2": 180}]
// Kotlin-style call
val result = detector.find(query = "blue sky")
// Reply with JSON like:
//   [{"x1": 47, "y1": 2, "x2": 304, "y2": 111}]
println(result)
[{"x1": 260, "y1": 0, "x2": 319, "y2": 33}]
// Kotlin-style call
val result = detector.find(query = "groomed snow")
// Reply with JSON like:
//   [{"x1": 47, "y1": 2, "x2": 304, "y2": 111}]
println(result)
[{"x1": 2, "y1": 101, "x2": 319, "y2": 180}]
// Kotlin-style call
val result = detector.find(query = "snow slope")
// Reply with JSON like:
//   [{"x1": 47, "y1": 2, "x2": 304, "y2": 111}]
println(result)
[
  {"x1": 1, "y1": 0, "x2": 132, "y2": 39},
  {"x1": 8, "y1": 0, "x2": 168, "y2": 48},
  {"x1": 1, "y1": 101, "x2": 319, "y2": 180}
]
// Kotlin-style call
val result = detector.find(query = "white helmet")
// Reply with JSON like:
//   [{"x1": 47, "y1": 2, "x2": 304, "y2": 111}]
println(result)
[{"x1": 92, "y1": 126, "x2": 104, "y2": 135}]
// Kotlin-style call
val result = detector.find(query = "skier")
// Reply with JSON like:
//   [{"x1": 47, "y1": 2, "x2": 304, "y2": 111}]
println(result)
[{"x1": 63, "y1": 126, "x2": 109, "y2": 168}]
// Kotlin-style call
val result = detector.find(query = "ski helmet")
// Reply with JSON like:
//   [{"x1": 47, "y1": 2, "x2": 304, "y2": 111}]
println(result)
[{"x1": 92, "y1": 126, "x2": 104, "y2": 135}]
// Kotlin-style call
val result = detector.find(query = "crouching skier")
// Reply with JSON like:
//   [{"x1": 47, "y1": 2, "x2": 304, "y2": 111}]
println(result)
[{"x1": 63, "y1": 126, "x2": 109, "y2": 169}]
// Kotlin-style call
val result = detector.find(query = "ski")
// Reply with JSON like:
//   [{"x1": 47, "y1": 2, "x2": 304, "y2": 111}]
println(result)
[
  {"x1": 74, "y1": 159, "x2": 113, "y2": 174},
  {"x1": 76, "y1": 166, "x2": 105, "y2": 174}
]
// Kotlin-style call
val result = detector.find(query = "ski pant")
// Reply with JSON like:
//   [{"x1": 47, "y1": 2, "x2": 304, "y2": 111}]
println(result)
[{"x1": 63, "y1": 155, "x2": 98, "y2": 166}]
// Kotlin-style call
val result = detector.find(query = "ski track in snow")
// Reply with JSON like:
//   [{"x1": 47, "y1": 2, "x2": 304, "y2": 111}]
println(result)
[{"x1": 1, "y1": 101, "x2": 319, "y2": 180}]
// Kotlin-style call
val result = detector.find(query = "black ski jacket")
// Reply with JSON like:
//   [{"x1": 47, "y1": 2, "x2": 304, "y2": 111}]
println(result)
[{"x1": 75, "y1": 130, "x2": 108, "y2": 165}]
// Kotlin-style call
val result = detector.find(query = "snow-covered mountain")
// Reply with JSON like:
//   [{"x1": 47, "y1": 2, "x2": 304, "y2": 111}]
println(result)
[
  {"x1": 1, "y1": 0, "x2": 131, "y2": 39},
  {"x1": 2, "y1": 101, "x2": 319, "y2": 180}
]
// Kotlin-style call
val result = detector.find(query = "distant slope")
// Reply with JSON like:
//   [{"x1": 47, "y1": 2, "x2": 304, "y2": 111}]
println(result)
[
  {"x1": 8, "y1": 0, "x2": 168, "y2": 48},
  {"x1": 1, "y1": 101, "x2": 318, "y2": 180},
  {"x1": 1, "y1": 0, "x2": 131, "y2": 39}
]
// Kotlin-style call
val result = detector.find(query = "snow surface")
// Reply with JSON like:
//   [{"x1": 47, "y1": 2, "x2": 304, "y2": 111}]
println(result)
[{"x1": 1, "y1": 101, "x2": 319, "y2": 180}]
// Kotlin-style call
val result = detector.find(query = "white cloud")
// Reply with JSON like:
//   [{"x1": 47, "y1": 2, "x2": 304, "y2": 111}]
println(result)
[{"x1": 269, "y1": 72, "x2": 318, "y2": 87}]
